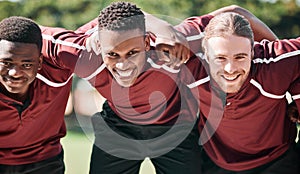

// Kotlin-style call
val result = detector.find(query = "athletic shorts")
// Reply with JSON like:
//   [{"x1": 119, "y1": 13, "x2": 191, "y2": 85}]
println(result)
[
  {"x1": 89, "y1": 101, "x2": 202, "y2": 174},
  {"x1": 201, "y1": 143, "x2": 300, "y2": 174},
  {"x1": 0, "y1": 150, "x2": 64, "y2": 174}
]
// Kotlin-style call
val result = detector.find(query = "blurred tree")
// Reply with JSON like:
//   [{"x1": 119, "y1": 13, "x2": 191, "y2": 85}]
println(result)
[
  {"x1": 0, "y1": 0, "x2": 299, "y2": 38},
  {"x1": 0, "y1": 1, "x2": 21, "y2": 19},
  {"x1": 270, "y1": 0, "x2": 300, "y2": 38}
]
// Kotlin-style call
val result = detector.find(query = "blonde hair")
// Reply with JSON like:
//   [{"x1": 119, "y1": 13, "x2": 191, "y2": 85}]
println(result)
[{"x1": 202, "y1": 12, "x2": 254, "y2": 54}]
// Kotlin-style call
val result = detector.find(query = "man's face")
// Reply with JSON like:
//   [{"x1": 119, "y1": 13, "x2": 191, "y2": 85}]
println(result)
[
  {"x1": 0, "y1": 40, "x2": 42, "y2": 98},
  {"x1": 99, "y1": 29, "x2": 150, "y2": 87},
  {"x1": 206, "y1": 34, "x2": 252, "y2": 93}
]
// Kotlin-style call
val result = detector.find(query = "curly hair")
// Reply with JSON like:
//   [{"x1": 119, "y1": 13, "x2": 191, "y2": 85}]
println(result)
[
  {"x1": 0, "y1": 16, "x2": 42, "y2": 52},
  {"x1": 98, "y1": 1, "x2": 145, "y2": 33}
]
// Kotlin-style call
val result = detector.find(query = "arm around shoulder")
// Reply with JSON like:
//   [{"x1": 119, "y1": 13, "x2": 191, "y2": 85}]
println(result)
[{"x1": 209, "y1": 5, "x2": 278, "y2": 41}]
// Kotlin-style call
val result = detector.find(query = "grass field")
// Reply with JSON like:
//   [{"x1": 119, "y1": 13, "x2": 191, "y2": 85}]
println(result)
[
  {"x1": 61, "y1": 125, "x2": 299, "y2": 174},
  {"x1": 61, "y1": 130, "x2": 156, "y2": 174},
  {"x1": 61, "y1": 131, "x2": 92, "y2": 174}
]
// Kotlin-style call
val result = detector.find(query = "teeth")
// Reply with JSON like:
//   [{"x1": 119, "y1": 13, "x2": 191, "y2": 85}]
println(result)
[
  {"x1": 223, "y1": 75, "x2": 238, "y2": 81},
  {"x1": 116, "y1": 69, "x2": 132, "y2": 77}
]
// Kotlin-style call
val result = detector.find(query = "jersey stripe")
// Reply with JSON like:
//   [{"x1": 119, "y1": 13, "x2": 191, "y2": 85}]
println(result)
[
  {"x1": 147, "y1": 58, "x2": 180, "y2": 73},
  {"x1": 36, "y1": 73, "x2": 74, "y2": 87},
  {"x1": 42, "y1": 34, "x2": 86, "y2": 50},
  {"x1": 84, "y1": 26, "x2": 98, "y2": 35},
  {"x1": 292, "y1": 94, "x2": 300, "y2": 100},
  {"x1": 43, "y1": 32, "x2": 106, "y2": 81},
  {"x1": 253, "y1": 50, "x2": 300, "y2": 64},
  {"x1": 186, "y1": 32, "x2": 205, "y2": 41},
  {"x1": 195, "y1": 52, "x2": 206, "y2": 60},
  {"x1": 82, "y1": 64, "x2": 106, "y2": 81},
  {"x1": 187, "y1": 76, "x2": 210, "y2": 89},
  {"x1": 250, "y1": 79, "x2": 286, "y2": 99}
]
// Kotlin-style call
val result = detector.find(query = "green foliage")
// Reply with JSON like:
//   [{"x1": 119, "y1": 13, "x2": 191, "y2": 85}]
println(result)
[
  {"x1": 0, "y1": 1, "x2": 21, "y2": 19},
  {"x1": 0, "y1": 0, "x2": 299, "y2": 38}
]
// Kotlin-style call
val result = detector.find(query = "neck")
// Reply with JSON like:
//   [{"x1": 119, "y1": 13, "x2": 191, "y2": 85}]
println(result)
[{"x1": 0, "y1": 84, "x2": 29, "y2": 103}]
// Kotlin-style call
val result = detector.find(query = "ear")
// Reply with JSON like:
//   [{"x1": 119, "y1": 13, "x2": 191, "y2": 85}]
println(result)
[
  {"x1": 204, "y1": 53, "x2": 209, "y2": 64},
  {"x1": 251, "y1": 49, "x2": 254, "y2": 59},
  {"x1": 95, "y1": 39, "x2": 102, "y2": 55},
  {"x1": 144, "y1": 34, "x2": 151, "y2": 51},
  {"x1": 38, "y1": 54, "x2": 43, "y2": 70}
]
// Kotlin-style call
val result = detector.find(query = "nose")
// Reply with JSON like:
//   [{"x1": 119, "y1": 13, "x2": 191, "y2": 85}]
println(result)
[
  {"x1": 8, "y1": 66, "x2": 21, "y2": 76},
  {"x1": 224, "y1": 61, "x2": 237, "y2": 74},
  {"x1": 116, "y1": 59, "x2": 129, "y2": 70}
]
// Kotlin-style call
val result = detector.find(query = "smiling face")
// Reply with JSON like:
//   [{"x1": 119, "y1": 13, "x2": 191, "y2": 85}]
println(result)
[
  {"x1": 206, "y1": 34, "x2": 252, "y2": 93},
  {"x1": 99, "y1": 29, "x2": 150, "y2": 87},
  {"x1": 0, "y1": 40, "x2": 42, "y2": 99}
]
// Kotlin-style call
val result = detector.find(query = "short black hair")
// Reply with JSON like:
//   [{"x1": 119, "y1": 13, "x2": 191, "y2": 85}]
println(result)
[
  {"x1": 0, "y1": 16, "x2": 42, "y2": 52},
  {"x1": 98, "y1": 1, "x2": 145, "y2": 33}
]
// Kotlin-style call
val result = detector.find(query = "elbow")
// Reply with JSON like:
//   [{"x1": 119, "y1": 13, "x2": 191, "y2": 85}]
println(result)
[{"x1": 228, "y1": 4, "x2": 243, "y2": 11}]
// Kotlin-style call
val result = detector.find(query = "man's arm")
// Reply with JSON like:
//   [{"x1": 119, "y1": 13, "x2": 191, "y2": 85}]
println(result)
[
  {"x1": 79, "y1": 13, "x2": 191, "y2": 69},
  {"x1": 288, "y1": 79, "x2": 300, "y2": 123},
  {"x1": 40, "y1": 26, "x2": 86, "y2": 70},
  {"x1": 144, "y1": 12, "x2": 191, "y2": 68},
  {"x1": 41, "y1": 25, "x2": 103, "y2": 78},
  {"x1": 175, "y1": 5, "x2": 277, "y2": 43},
  {"x1": 209, "y1": 5, "x2": 278, "y2": 41}
]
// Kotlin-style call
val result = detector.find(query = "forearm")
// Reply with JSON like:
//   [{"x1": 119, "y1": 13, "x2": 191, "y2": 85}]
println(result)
[
  {"x1": 40, "y1": 26, "x2": 87, "y2": 69},
  {"x1": 144, "y1": 12, "x2": 180, "y2": 45},
  {"x1": 75, "y1": 17, "x2": 98, "y2": 35},
  {"x1": 290, "y1": 80, "x2": 300, "y2": 122}
]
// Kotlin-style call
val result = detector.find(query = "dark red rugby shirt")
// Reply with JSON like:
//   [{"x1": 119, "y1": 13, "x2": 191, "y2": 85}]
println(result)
[{"x1": 176, "y1": 14, "x2": 300, "y2": 171}]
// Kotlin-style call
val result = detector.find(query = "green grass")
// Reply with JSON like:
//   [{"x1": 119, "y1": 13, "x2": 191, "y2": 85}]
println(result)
[
  {"x1": 61, "y1": 130, "x2": 156, "y2": 174},
  {"x1": 61, "y1": 131, "x2": 93, "y2": 174},
  {"x1": 62, "y1": 126, "x2": 300, "y2": 174}
]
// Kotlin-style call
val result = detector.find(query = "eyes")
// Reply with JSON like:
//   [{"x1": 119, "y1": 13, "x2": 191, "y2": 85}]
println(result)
[
  {"x1": 0, "y1": 61, "x2": 34, "y2": 70},
  {"x1": 107, "y1": 50, "x2": 139, "y2": 59},
  {"x1": 214, "y1": 55, "x2": 247, "y2": 63}
]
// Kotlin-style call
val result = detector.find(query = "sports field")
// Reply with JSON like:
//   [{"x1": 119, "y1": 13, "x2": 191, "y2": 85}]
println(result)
[
  {"x1": 61, "y1": 130, "x2": 156, "y2": 174},
  {"x1": 62, "y1": 126, "x2": 299, "y2": 174}
]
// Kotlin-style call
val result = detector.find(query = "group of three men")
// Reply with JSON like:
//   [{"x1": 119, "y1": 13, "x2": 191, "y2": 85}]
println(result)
[{"x1": 0, "y1": 1, "x2": 299, "y2": 174}]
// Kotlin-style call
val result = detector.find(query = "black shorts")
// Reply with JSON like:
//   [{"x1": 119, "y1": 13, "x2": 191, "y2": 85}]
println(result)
[
  {"x1": 0, "y1": 150, "x2": 65, "y2": 174},
  {"x1": 201, "y1": 143, "x2": 300, "y2": 174},
  {"x1": 89, "y1": 101, "x2": 202, "y2": 174}
]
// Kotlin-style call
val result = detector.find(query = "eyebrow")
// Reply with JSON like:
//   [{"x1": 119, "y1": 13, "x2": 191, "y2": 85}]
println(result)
[
  {"x1": 0, "y1": 58, "x2": 36, "y2": 62},
  {"x1": 234, "y1": 53, "x2": 248, "y2": 57}
]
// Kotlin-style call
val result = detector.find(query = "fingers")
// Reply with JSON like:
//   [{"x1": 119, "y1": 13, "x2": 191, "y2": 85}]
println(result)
[
  {"x1": 174, "y1": 43, "x2": 190, "y2": 67},
  {"x1": 86, "y1": 36, "x2": 92, "y2": 52},
  {"x1": 289, "y1": 116, "x2": 300, "y2": 123},
  {"x1": 86, "y1": 32, "x2": 101, "y2": 55},
  {"x1": 286, "y1": 101, "x2": 299, "y2": 123},
  {"x1": 156, "y1": 43, "x2": 190, "y2": 69}
]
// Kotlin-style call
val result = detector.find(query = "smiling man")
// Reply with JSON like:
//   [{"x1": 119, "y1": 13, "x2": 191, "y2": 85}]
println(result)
[
  {"x1": 100, "y1": 29, "x2": 150, "y2": 87},
  {"x1": 204, "y1": 35, "x2": 252, "y2": 93},
  {"x1": 86, "y1": 3, "x2": 203, "y2": 173},
  {"x1": 0, "y1": 16, "x2": 73, "y2": 174},
  {"x1": 0, "y1": 40, "x2": 42, "y2": 100},
  {"x1": 41, "y1": 2, "x2": 203, "y2": 174},
  {"x1": 175, "y1": 11, "x2": 300, "y2": 173},
  {"x1": 40, "y1": 2, "x2": 288, "y2": 173}
]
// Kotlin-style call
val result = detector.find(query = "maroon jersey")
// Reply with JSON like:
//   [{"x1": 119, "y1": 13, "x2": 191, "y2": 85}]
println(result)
[
  {"x1": 41, "y1": 23, "x2": 198, "y2": 127},
  {"x1": 0, "y1": 38, "x2": 74, "y2": 164},
  {"x1": 176, "y1": 15, "x2": 300, "y2": 171}
]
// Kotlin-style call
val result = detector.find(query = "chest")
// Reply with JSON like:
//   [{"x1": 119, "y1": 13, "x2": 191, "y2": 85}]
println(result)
[{"x1": 198, "y1": 82, "x2": 286, "y2": 120}]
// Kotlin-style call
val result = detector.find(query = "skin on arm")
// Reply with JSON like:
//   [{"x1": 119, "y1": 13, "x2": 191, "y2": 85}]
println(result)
[
  {"x1": 144, "y1": 5, "x2": 278, "y2": 68},
  {"x1": 144, "y1": 12, "x2": 191, "y2": 68},
  {"x1": 86, "y1": 5, "x2": 278, "y2": 69},
  {"x1": 209, "y1": 5, "x2": 278, "y2": 41},
  {"x1": 288, "y1": 79, "x2": 300, "y2": 123},
  {"x1": 287, "y1": 101, "x2": 300, "y2": 123},
  {"x1": 84, "y1": 12, "x2": 190, "y2": 69}
]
